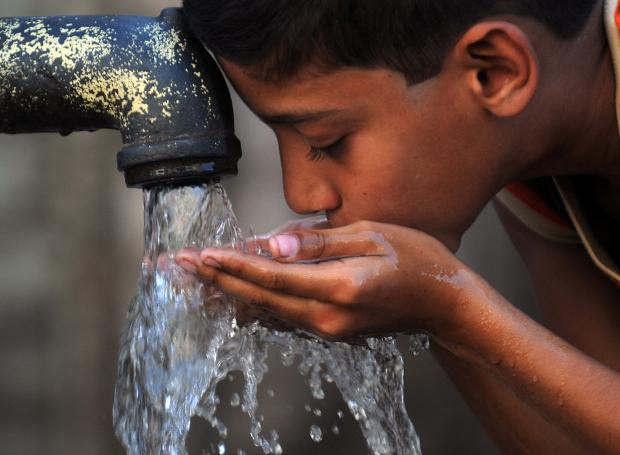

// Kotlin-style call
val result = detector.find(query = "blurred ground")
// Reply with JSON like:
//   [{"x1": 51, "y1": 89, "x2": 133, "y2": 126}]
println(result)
[{"x1": 0, "y1": 0, "x2": 536, "y2": 453}]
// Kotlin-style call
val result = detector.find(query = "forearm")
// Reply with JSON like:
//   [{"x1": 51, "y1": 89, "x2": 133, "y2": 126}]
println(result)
[
  {"x1": 434, "y1": 344, "x2": 588, "y2": 454},
  {"x1": 432, "y1": 272, "x2": 620, "y2": 454}
]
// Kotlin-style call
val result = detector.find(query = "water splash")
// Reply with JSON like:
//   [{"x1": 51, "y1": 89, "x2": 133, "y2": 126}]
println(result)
[
  {"x1": 113, "y1": 183, "x2": 421, "y2": 455},
  {"x1": 309, "y1": 425, "x2": 323, "y2": 443},
  {"x1": 408, "y1": 333, "x2": 430, "y2": 357}
]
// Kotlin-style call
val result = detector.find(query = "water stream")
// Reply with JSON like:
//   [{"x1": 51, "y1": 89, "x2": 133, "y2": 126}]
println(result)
[{"x1": 113, "y1": 183, "x2": 422, "y2": 455}]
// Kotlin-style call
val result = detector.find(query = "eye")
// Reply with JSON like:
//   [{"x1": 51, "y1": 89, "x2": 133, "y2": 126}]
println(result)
[{"x1": 307, "y1": 136, "x2": 346, "y2": 162}]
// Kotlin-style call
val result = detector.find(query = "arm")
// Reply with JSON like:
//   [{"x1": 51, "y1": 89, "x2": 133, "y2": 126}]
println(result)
[
  {"x1": 433, "y1": 345, "x2": 587, "y2": 454},
  {"x1": 176, "y1": 219, "x2": 620, "y2": 454},
  {"x1": 434, "y1": 266, "x2": 620, "y2": 455},
  {"x1": 436, "y1": 202, "x2": 620, "y2": 454}
]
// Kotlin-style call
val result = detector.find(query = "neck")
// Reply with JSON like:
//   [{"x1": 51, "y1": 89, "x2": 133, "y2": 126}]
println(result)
[{"x1": 528, "y1": 0, "x2": 620, "y2": 182}]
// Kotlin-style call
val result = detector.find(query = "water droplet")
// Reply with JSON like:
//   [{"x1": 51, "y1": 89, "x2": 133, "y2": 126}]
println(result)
[
  {"x1": 267, "y1": 389, "x2": 275, "y2": 398},
  {"x1": 236, "y1": 449, "x2": 245, "y2": 455},
  {"x1": 227, "y1": 374, "x2": 235, "y2": 382},
  {"x1": 217, "y1": 441, "x2": 226, "y2": 455},
  {"x1": 347, "y1": 400, "x2": 367, "y2": 421},
  {"x1": 337, "y1": 410, "x2": 344, "y2": 419},
  {"x1": 280, "y1": 348, "x2": 294, "y2": 367},
  {"x1": 274, "y1": 444, "x2": 283, "y2": 455},
  {"x1": 331, "y1": 425, "x2": 340, "y2": 436},
  {"x1": 408, "y1": 333, "x2": 430, "y2": 356},
  {"x1": 304, "y1": 403, "x2": 311, "y2": 412},
  {"x1": 230, "y1": 393, "x2": 240, "y2": 407},
  {"x1": 309, "y1": 425, "x2": 323, "y2": 442}
]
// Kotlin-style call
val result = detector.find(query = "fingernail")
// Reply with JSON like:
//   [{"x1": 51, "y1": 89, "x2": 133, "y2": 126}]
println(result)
[
  {"x1": 178, "y1": 259, "x2": 197, "y2": 274},
  {"x1": 202, "y1": 257, "x2": 221, "y2": 269},
  {"x1": 270, "y1": 234, "x2": 300, "y2": 257}
]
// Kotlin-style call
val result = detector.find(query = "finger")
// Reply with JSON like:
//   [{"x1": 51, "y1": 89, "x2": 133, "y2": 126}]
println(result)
[
  {"x1": 267, "y1": 225, "x2": 390, "y2": 263},
  {"x1": 176, "y1": 252, "x2": 294, "y2": 329},
  {"x1": 181, "y1": 252, "x2": 364, "y2": 340},
  {"x1": 196, "y1": 249, "x2": 364, "y2": 303},
  {"x1": 175, "y1": 248, "x2": 204, "y2": 272},
  {"x1": 193, "y1": 262, "x2": 328, "y2": 332},
  {"x1": 179, "y1": 239, "x2": 387, "y2": 305}
]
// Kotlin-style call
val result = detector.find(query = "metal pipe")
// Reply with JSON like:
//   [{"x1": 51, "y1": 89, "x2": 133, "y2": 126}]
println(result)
[{"x1": 0, "y1": 7, "x2": 242, "y2": 188}]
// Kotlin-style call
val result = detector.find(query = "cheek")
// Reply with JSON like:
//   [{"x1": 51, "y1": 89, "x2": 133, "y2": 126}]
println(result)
[{"x1": 338, "y1": 126, "x2": 483, "y2": 238}]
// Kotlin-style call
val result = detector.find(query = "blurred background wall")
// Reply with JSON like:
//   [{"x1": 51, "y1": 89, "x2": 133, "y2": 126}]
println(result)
[{"x1": 0, "y1": 0, "x2": 537, "y2": 453}]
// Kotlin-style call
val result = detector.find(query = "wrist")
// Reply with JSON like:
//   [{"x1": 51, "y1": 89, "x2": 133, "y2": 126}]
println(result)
[{"x1": 423, "y1": 266, "x2": 498, "y2": 359}]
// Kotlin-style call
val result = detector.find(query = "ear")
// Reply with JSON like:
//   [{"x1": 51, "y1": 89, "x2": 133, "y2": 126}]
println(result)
[{"x1": 451, "y1": 22, "x2": 539, "y2": 117}]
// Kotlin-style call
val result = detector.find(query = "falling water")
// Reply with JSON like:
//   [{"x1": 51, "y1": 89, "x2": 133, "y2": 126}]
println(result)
[{"x1": 113, "y1": 183, "x2": 422, "y2": 455}]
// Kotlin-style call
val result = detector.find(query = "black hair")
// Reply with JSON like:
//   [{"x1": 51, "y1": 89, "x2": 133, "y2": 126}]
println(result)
[{"x1": 183, "y1": 0, "x2": 598, "y2": 83}]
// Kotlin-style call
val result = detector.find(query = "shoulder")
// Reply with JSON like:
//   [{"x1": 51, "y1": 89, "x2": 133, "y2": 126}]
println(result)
[
  {"x1": 495, "y1": 178, "x2": 580, "y2": 245},
  {"x1": 496, "y1": 177, "x2": 620, "y2": 286}
]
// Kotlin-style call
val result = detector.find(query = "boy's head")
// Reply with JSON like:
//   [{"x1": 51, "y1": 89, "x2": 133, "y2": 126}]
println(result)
[
  {"x1": 183, "y1": 0, "x2": 599, "y2": 249},
  {"x1": 183, "y1": 0, "x2": 595, "y2": 82}
]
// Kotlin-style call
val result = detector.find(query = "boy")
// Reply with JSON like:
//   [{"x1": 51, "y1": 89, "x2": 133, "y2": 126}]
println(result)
[{"x1": 177, "y1": 1, "x2": 620, "y2": 452}]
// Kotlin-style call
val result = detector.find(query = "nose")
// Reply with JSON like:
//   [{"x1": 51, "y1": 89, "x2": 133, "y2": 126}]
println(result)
[
  {"x1": 280, "y1": 153, "x2": 342, "y2": 216},
  {"x1": 273, "y1": 127, "x2": 342, "y2": 215},
  {"x1": 282, "y1": 164, "x2": 342, "y2": 215}
]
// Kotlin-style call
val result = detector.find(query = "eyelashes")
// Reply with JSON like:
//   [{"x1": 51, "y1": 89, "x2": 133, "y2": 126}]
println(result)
[
  {"x1": 307, "y1": 146, "x2": 328, "y2": 162},
  {"x1": 307, "y1": 136, "x2": 347, "y2": 162}
]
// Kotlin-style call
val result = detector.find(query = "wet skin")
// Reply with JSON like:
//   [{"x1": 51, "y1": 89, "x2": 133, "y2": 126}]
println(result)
[{"x1": 178, "y1": 4, "x2": 620, "y2": 454}]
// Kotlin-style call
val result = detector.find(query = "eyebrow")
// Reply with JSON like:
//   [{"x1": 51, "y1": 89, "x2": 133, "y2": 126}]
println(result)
[{"x1": 259, "y1": 109, "x2": 343, "y2": 125}]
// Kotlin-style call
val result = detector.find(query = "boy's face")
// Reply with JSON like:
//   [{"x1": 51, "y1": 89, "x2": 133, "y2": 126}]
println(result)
[{"x1": 221, "y1": 60, "x2": 513, "y2": 251}]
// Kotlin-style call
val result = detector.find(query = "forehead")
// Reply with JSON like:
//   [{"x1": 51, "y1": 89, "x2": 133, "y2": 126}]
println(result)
[{"x1": 218, "y1": 58, "x2": 412, "y2": 117}]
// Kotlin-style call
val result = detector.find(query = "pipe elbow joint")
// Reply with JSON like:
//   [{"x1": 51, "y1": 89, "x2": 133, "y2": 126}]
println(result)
[{"x1": 0, "y1": 8, "x2": 241, "y2": 188}]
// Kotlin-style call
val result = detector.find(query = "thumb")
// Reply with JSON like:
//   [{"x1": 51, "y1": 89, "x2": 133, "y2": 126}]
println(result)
[
  {"x1": 268, "y1": 227, "x2": 386, "y2": 263},
  {"x1": 246, "y1": 216, "x2": 329, "y2": 254}
]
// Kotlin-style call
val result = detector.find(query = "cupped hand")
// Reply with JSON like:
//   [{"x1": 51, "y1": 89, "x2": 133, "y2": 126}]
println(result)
[{"x1": 176, "y1": 220, "x2": 475, "y2": 341}]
